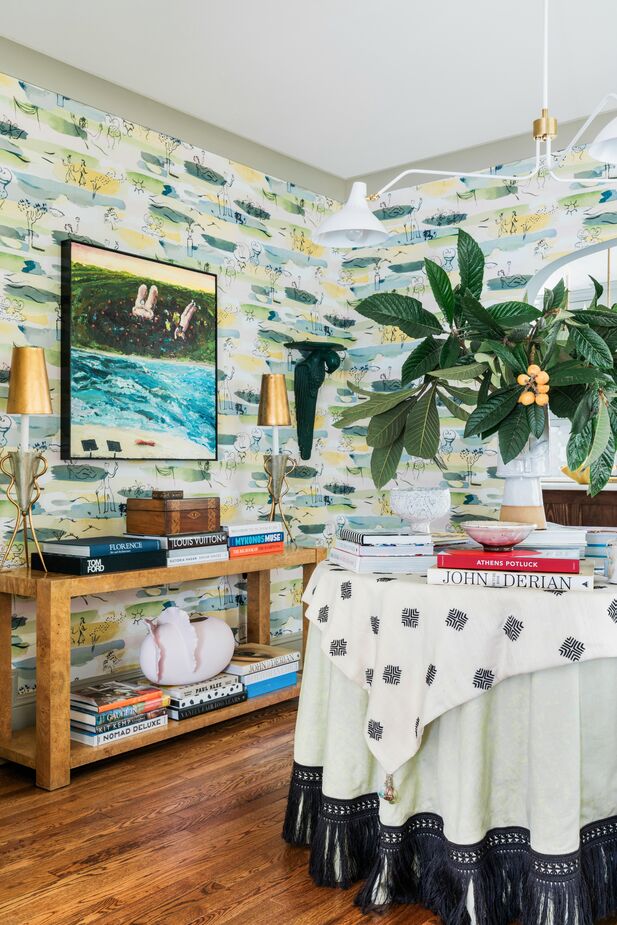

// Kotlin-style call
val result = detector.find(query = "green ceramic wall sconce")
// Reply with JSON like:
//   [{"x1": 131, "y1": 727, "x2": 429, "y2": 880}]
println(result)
[{"x1": 285, "y1": 340, "x2": 345, "y2": 460}]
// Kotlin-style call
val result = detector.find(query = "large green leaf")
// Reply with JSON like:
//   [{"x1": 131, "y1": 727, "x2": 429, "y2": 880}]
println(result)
[
  {"x1": 582, "y1": 400, "x2": 611, "y2": 467},
  {"x1": 334, "y1": 386, "x2": 417, "y2": 428},
  {"x1": 498, "y1": 404, "x2": 532, "y2": 464},
  {"x1": 424, "y1": 258, "x2": 454, "y2": 324},
  {"x1": 526, "y1": 402, "x2": 546, "y2": 439},
  {"x1": 488, "y1": 301, "x2": 541, "y2": 327},
  {"x1": 464, "y1": 386, "x2": 521, "y2": 438},
  {"x1": 428, "y1": 362, "x2": 488, "y2": 381},
  {"x1": 480, "y1": 339, "x2": 526, "y2": 374},
  {"x1": 439, "y1": 334, "x2": 461, "y2": 369},
  {"x1": 569, "y1": 325, "x2": 614, "y2": 369},
  {"x1": 462, "y1": 292, "x2": 504, "y2": 337},
  {"x1": 566, "y1": 422, "x2": 592, "y2": 471},
  {"x1": 549, "y1": 386, "x2": 585, "y2": 419},
  {"x1": 401, "y1": 337, "x2": 443, "y2": 384},
  {"x1": 589, "y1": 275, "x2": 604, "y2": 307},
  {"x1": 570, "y1": 390, "x2": 597, "y2": 435},
  {"x1": 355, "y1": 293, "x2": 443, "y2": 338},
  {"x1": 442, "y1": 383, "x2": 479, "y2": 404},
  {"x1": 370, "y1": 432, "x2": 405, "y2": 489},
  {"x1": 589, "y1": 432, "x2": 616, "y2": 497},
  {"x1": 437, "y1": 390, "x2": 469, "y2": 421},
  {"x1": 366, "y1": 401, "x2": 411, "y2": 448},
  {"x1": 404, "y1": 389, "x2": 440, "y2": 459},
  {"x1": 550, "y1": 279, "x2": 567, "y2": 310},
  {"x1": 458, "y1": 228, "x2": 484, "y2": 298},
  {"x1": 579, "y1": 309, "x2": 617, "y2": 329},
  {"x1": 477, "y1": 369, "x2": 492, "y2": 405},
  {"x1": 547, "y1": 362, "x2": 607, "y2": 387}
]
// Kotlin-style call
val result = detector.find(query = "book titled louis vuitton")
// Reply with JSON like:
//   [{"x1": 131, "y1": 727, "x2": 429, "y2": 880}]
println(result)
[{"x1": 427, "y1": 563, "x2": 594, "y2": 591}]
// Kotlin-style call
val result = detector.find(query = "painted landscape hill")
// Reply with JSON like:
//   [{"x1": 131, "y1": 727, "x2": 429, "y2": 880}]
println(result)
[{"x1": 70, "y1": 261, "x2": 216, "y2": 364}]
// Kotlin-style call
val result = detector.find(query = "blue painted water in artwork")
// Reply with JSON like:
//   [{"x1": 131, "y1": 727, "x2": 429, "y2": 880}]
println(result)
[{"x1": 71, "y1": 348, "x2": 216, "y2": 455}]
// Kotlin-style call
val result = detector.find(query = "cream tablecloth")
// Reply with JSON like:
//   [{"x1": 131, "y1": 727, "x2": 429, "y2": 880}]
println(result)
[{"x1": 284, "y1": 570, "x2": 617, "y2": 925}]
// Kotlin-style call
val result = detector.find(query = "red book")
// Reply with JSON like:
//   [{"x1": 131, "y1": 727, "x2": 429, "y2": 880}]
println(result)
[
  {"x1": 228, "y1": 542, "x2": 285, "y2": 559},
  {"x1": 437, "y1": 549, "x2": 580, "y2": 574}
]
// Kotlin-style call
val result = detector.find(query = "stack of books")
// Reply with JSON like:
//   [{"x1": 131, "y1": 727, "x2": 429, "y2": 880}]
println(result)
[
  {"x1": 225, "y1": 523, "x2": 285, "y2": 559},
  {"x1": 330, "y1": 526, "x2": 436, "y2": 574},
  {"x1": 225, "y1": 644, "x2": 299, "y2": 698},
  {"x1": 126, "y1": 528, "x2": 229, "y2": 567},
  {"x1": 427, "y1": 524, "x2": 593, "y2": 590},
  {"x1": 33, "y1": 535, "x2": 168, "y2": 575},
  {"x1": 585, "y1": 528, "x2": 617, "y2": 576},
  {"x1": 160, "y1": 672, "x2": 247, "y2": 721},
  {"x1": 70, "y1": 679, "x2": 169, "y2": 747}
]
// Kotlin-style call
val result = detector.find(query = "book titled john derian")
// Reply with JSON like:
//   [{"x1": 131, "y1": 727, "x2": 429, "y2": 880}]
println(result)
[{"x1": 427, "y1": 562, "x2": 594, "y2": 591}]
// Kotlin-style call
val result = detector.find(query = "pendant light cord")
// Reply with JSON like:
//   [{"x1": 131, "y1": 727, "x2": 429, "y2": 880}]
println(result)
[{"x1": 543, "y1": 0, "x2": 549, "y2": 111}]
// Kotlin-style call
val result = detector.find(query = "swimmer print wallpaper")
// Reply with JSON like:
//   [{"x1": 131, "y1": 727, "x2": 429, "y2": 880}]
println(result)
[
  {"x1": 3, "y1": 67, "x2": 617, "y2": 699},
  {"x1": 61, "y1": 241, "x2": 218, "y2": 460}
]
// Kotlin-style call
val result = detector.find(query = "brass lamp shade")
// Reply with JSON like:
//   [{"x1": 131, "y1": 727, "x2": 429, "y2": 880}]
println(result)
[
  {"x1": 7, "y1": 346, "x2": 52, "y2": 415},
  {"x1": 258, "y1": 373, "x2": 291, "y2": 426}
]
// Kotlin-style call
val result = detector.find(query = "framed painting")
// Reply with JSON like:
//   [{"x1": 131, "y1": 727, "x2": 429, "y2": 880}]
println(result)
[{"x1": 60, "y1": 241, "x2": 217, "y2": 460}]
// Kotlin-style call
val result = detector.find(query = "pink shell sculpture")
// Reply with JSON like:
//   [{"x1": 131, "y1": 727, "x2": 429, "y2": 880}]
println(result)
[{"x1": 139, "y1": 606, "x2": 235, "y2": 686}]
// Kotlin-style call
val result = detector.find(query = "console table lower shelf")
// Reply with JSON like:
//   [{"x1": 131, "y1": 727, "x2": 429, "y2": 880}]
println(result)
[{"x1": 0, "y1": 546, "x2": 325, "y2": 790}]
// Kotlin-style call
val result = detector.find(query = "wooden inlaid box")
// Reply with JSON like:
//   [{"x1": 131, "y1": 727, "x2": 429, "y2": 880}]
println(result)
[{"x1": 126, "y1": 497, "x2": 221, "y2": 535}]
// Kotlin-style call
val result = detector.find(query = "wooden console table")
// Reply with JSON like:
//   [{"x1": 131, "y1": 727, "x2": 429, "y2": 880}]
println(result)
[{"x1": 0, "y1": 546, "x2": 326, "y2": 790}]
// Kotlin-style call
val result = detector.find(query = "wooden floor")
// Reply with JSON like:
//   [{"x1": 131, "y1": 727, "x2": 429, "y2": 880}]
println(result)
[{"x1": 0, "y1": 701, "x2": 438, "y2": 925}]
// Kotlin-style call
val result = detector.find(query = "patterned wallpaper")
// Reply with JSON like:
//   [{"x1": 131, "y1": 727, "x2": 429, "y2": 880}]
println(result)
[{"x1": 2, "y1": 69, "x2": 617, "y2": 694}]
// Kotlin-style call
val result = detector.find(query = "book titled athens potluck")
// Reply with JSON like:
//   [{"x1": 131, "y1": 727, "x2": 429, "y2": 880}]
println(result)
[
  {"x1": 437, "y1": 549, "x2": 580, "y2": 574},
  {"x1": 41, "y1": 535, "x2": 162, "y2": 557},
  {"x1": 426, "y1": 562, "x2": 594, "y2": 591}
]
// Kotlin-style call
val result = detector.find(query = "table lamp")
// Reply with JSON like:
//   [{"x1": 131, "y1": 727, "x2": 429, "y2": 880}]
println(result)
[
  {"x1": 1, "y1": 346, "x2": 52, "y2": 571},
  {"x1": 257, "y1": 373, "x2": 296, "y2": 541}
]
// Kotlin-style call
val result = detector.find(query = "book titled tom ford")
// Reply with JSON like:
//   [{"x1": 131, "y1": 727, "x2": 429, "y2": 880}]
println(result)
[{"x1": 426, "y1": 564, "x2": 594, "y2": 591}]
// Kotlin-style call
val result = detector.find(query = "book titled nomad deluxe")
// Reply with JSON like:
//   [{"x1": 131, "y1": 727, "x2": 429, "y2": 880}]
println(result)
[
  {"x1": 427, "y1": 564, "x2": 594, "y2": 591},
  {"x1": 32, "y1": 550, "x2": 167, "y2": 575},
  {"x1": 437, "y1": 549, "x2": 580, "y2": 574},
  {"x1": 70, "y1": 712, "x2": 168, "y2": 746}
]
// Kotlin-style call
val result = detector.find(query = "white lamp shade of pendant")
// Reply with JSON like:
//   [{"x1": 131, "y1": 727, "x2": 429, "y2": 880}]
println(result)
[
  {"x1": 589, "y1": 115, "x2": 617, "y2": 166},
  {"x1": 313, "y1": 181, "x2": 389, "y2": 248}
]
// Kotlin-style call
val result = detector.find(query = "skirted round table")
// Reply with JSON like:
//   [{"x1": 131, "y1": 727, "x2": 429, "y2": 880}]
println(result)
[{"x1": 283, "y1": 562, "x2": 617, "y2": 925}]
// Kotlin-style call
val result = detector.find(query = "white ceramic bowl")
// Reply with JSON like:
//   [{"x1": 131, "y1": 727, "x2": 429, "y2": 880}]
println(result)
[
  {"x1": 390, "y1": 488, "x2": 451, "y2": 535},
  {"x1": 461, "y1": 520, "x2": 536, "y2": 552}
]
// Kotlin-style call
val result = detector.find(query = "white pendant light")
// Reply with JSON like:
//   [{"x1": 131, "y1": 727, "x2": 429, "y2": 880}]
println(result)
[
  {"x1": 588, "y1": 114, "x2": 617, "y2": 166},
  {"x1": 312, "y1": 182, "x2": 389, "y2": 248},
  {"x1": 313, "y1": 0, "x2": 617, "y2": 249}
]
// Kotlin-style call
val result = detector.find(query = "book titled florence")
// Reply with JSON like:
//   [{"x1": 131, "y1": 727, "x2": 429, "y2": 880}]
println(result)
[
  {"x1": 41, "y1": 535, "x2": 162, "y2": 557},
  {"x1": 31, "y1": 550, "x2": 167, "y2": 575},
  {"x1": 337, "y1": 527, "x2": 430, "y2": 546},
  {"x1": 437, "y1": 549, "x2": 580, "y2": 573},
  {"x1": 70, "y1": 713, "x2": 168, "y2": 747},
  {"x1": 427, "y1": 564, "x2": 594, "y2": 590}
]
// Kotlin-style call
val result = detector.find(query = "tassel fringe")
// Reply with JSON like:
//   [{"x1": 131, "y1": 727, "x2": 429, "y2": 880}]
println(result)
[{"x1": 284, "y1": 763, "x2": 617, "y2": 924}]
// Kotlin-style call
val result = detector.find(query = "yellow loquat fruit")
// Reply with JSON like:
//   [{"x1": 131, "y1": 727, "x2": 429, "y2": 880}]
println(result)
[
  {"x1": 535, "y1": 393, "x2": 549, "y2": 406},
  {"x1": 517, "y1": 374, "x2": 531, "y2": 386},
  {"x1": 535, "y1": 370, "x2": 550, "y2": 385},
  {"x1": 536, "y1": 384, "x2": 550, "y2": 394},
  {"x1": 527, "y1": 364, "x2": 541, "y2": 376},
  {"x1": 519, "y1": 391, "x2": 536, "y2": 405}
]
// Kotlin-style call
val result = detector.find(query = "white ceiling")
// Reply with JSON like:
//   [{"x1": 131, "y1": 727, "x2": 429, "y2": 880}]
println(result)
[{"x1": 2, "y1": 0, "x2": 617, "y2": 179}]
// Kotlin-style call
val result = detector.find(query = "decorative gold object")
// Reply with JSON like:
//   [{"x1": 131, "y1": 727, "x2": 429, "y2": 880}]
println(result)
[
  {"x1": 1, "y1": 346, "x2": 52, "y2": 571},
  {"x1": 532, "y1": 107, "x2": 558, "y2": 141},
  {"x1": 257, "y1": 373, "x2": 296, "y2": 541}
]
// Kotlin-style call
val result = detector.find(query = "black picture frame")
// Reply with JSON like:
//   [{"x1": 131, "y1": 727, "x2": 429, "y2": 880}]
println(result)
[{"x1": 60, "y1": 239, "x2": 218, "y2": 461}]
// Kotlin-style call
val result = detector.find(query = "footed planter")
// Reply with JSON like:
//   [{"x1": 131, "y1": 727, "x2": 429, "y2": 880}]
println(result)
[{"x1": 497, "y1": 427, "x2": 550, "y2": 529}]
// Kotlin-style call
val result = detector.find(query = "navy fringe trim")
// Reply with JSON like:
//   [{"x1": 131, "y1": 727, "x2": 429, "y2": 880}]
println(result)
[{"x1": 283, "y1": 762, "x2": 617, "y2": 924}]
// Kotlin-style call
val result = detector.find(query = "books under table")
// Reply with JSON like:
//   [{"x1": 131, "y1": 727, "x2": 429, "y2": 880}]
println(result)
[
  {"x1": 225, "y1": 644, "x2": 300, "y2": 697},
  {"x1": 70, "y1": 679, "x2": 170, "y2": 746}
]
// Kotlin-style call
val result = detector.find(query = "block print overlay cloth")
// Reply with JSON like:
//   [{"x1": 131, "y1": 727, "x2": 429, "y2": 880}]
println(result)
[{"x1": 304, "y1": 561, "x2": 617, "y2": 775}]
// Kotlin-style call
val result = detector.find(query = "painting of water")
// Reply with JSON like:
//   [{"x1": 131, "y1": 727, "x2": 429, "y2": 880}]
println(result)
[{"x1": 61, "y1": 241, "x2": 217, "y2": 459}]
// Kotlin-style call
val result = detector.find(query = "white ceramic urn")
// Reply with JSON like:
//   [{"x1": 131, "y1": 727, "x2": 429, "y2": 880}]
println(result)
[{"x1": 139, "y1": 606, "x2": 235, "y2": 686}]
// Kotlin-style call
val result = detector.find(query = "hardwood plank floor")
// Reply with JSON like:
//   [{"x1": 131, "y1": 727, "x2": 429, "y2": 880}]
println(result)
[{"x1": 0, "y1": 701, "x2": 439, "y2": 925}]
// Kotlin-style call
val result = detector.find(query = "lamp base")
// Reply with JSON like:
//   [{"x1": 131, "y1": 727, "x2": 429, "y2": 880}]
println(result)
[
  {"x1": 0, "y1": 449, "x2": 48, "y2": 570},
  {"x1": 264, "y1": 452, "x2": 296, "y2": 543}
]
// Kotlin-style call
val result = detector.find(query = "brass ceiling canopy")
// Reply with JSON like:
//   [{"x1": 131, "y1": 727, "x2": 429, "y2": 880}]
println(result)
[{"x1": 533, "y1": 107, "x2": 558, "y2": 142}]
